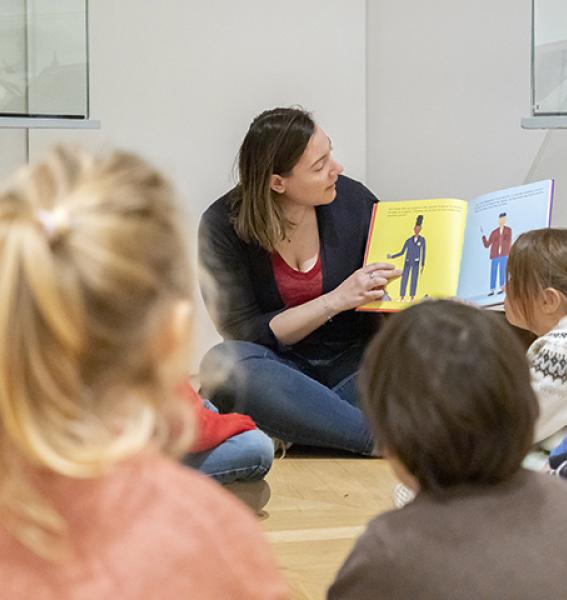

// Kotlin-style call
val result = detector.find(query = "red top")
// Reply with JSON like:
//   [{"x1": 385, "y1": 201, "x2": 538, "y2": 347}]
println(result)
[
  {"x1": 179, "y1": 381, "x2": 256, "y2": 453},
  {"x1": 271, "y1": 251, "x2": 323, "y2": 308}
]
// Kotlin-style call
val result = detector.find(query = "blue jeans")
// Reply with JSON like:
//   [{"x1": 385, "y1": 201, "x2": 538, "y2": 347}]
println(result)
[
  {"x1": 182, "y1": 401, "x2": 274, "y2": 484},
  {"x1": 199, "y1": 341, "x2": 374, "y2": 456},
  {"x1": 490, "y1": 255, "x2": 507, "y2": 291}
]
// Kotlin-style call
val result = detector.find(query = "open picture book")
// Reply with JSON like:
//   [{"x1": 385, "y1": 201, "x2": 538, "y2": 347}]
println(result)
[{"x1": 359, "y1": 180, "x2": 555, "y2": 312}]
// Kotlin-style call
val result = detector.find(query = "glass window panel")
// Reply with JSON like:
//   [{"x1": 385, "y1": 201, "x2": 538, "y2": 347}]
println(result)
[
  {"x1": 0, "y1": 0, "x2": 88, "y2": 119},
  {"x1": 533, "y1": 0, "x2": 567, "y2": 115}
]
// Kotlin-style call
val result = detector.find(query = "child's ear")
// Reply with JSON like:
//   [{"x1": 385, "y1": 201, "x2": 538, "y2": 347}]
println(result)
[
  {"x1": 154, "y1": 300, "x2": 193, "y2": 361},
  {"x1": 269, "y1": 174, "x2": 286, "y2": 195},
  {"x1": 541, "y1": 287, "x2": 563, "y2": 315}
]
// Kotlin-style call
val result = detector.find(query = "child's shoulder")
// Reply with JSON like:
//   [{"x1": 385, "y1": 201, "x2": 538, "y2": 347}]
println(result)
[
  {"x1": 528, "y1": 316, "x2": 567, "y2": 358},
  {"x1": 136, "y1": 454, "x2": 287, "y2": 597},
  {"x1": 0, "y1": 454, "x2": 288, "y2": 599},
  {"x1": 549, "y1": 316, "x2": 567, "y2": 338},
  {"x1": 137, "y1": 451, "x2": 255, "y2": 521}
]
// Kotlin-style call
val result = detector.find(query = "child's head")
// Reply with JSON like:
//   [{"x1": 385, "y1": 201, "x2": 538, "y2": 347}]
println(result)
[
  {"x1": 0, "y1": 147, "x2": 193, "y2": 556},
  {"x1": 505, "y1": 228, "x2": 567, "y2": 335},
  {"x1": 361, "y1": 300, "x2": 538, "y2": 496}
]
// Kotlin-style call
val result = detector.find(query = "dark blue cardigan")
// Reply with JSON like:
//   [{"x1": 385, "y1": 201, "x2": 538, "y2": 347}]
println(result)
[{"x1": 198, "y1": 175, "x2": 383, "y2": 360}]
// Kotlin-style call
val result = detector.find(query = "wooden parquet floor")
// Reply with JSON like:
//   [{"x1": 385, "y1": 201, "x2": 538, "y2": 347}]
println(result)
[{"x1": 260, "y1": 448, "x2": 399, "y2": 600}]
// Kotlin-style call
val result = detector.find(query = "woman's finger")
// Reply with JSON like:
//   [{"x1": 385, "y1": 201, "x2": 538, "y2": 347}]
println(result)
[
  {"x1": 373, "y1": 268, "x2": 402, "y2": 281},
  {"x1": 364, "y1": 289, "x2": 385, "y2": 301},
  {"x1": 366, "y1": 275, "x2": 388, "y2": 289},
  {"x1": 365, "y1": 262, "x2": 396, "y2": 272}
]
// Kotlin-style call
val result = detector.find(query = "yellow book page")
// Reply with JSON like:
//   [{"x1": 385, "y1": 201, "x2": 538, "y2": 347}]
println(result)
[{"x1": 360, "y1": 198, "x2": 468, "y2": 311}]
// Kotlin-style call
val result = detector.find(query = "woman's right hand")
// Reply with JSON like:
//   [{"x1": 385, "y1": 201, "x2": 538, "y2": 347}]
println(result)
[{"x1": 326, "y1": 263, "x2": 402, "y2": 313}]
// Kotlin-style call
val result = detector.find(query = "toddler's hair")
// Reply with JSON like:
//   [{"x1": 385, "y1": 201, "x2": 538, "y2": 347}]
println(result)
[
  {"x1": 506, "y1": 228, "x2": 567, "y2": 329},
  {"x1": 0, "y1": 147, "x2": 192, "y2": 559},
  {"x1": 361, "y1": 300, "x2": 538, "y2": 495}
]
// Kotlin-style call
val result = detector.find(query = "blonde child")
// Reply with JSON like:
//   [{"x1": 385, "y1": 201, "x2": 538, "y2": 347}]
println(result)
[
  {"x1": 504, "y1": 228, "x2": 567, "y2": 466},
  {"x1": 0, "y1": 147, "x2": 288, "y2": 599},
  {"x1": 329, "y1": 301, "x2": 567, "y2": 599}
]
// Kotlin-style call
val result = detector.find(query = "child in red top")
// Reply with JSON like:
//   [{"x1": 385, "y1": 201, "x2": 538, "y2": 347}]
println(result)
[{"x1": 180, "y1": 382, "x2": 274, "y2": 491}]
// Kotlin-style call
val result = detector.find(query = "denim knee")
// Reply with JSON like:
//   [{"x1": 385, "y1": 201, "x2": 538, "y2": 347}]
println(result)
[
  {"x1": 186, "y1": 428, "x2": 275, "y2": 484},
  {"x1": 236, "y1": 429, "x2": 274, "y2": 480},
  {"x1": 200, "y1": 341, "x2": 267, "y2": 386},
  {"x1": 199, "y1": 341, "x2": 272, "y2": 408},
  {"x1": 202, "y1": 341, "x2": 269, "y2": 367}
]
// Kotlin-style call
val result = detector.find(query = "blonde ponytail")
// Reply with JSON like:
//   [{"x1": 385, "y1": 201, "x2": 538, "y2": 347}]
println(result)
[{"x1": 0, "y1": 147, "x2": 193, "y2": 559}]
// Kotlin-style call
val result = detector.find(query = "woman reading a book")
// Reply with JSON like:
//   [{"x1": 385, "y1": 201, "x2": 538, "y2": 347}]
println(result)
[{"x1": 198, "y1": 107, "x2": 400, "y2": 454}]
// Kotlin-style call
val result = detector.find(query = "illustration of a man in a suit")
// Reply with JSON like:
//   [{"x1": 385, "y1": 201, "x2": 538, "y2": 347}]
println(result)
[
  {"x1": 481, "y1": 212, "x2": 512, "y2": 296},
  {"x1": 387, "y1": 215, "x2": 426, "y2": 302}
]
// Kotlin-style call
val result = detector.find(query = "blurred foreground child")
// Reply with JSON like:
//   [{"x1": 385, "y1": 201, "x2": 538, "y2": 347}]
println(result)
[{"x1": 0, "y1": 148, "x2": 288, "y2": 599}]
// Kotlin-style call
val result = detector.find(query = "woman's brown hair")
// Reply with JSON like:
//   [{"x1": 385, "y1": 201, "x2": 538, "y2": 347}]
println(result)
[
  {"x1": 506, "y1": 228, "x2": 567, "y2": 329},
  {"x1": 231, "y1": 106, "x2": 315, "y2": 251},
  {"x1": 361, "y1": 300, "x2": 538, "y2": 495}
]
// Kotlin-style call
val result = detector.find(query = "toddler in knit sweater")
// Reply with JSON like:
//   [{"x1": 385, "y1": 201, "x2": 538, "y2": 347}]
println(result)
[{"x1": 504, "y1": 228, "x2": 567, "y2": 472}]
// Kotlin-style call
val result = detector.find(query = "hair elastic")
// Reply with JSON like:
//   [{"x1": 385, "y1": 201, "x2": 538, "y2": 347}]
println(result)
[{"x1": 36, "y1": 206, "x2": 71, "y2": 241}]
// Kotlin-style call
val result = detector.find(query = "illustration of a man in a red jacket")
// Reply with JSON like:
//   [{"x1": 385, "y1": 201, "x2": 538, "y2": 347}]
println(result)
[{"x1": 481, "y1": 212, "x2": 512, "y2": 296}]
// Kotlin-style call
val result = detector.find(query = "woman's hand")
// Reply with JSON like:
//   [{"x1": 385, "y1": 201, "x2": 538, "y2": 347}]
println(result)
[
  {"x1": 326, "y1": 263, "x2": 402, "y2": 313},
  {"x1": 269, "y1": 262, "x2": 401, "y2": 346}
]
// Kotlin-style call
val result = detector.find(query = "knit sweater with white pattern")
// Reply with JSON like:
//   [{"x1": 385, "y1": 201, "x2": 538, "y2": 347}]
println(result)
[{"x1": 529, "y1": 315, "x2": 567, "y2": 447}]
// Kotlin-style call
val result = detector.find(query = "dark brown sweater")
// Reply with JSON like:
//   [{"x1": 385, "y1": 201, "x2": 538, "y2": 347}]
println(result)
[{"x1": 329, "y1": 470, "x2": 567, "y2": 600}]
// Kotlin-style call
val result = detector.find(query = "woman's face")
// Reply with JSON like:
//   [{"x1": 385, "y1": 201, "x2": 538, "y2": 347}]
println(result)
[{"x1": 275, "y1": 126, "x2": 344, "y2": 208}]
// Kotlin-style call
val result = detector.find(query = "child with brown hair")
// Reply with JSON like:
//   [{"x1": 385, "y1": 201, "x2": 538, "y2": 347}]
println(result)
[
  {"x1": 505, "y1": 228, "x2": 567, "y2": 469},
  {"x1": 0, "y1": 147, "x2": 288, "y2": 599},
  {"x1": 329, "y1": 300, "x2": 567, "y2": 600}
]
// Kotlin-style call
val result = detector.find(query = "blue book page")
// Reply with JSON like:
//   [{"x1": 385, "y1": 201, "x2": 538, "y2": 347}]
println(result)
[{"x1": 457, "y1": 180, "x2": 554, "y2": 306}]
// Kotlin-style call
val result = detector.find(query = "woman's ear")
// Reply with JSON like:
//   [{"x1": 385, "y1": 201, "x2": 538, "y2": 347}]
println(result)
[{"x1": 269, "y1": 174, "x2": 286, "y2": 195}]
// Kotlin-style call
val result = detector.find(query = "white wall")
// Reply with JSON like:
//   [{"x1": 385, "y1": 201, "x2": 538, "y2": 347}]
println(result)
[
  {"x1": 0, "y1": 131, "x2": 27, "y2": 180},
  {"x1": 28, "y1": 0, "x2": 368, "y2": 370},
  {"x1": 0, "y1": 1, "x2": 28, "y2": 178},
  {"x1": 525, "y1": 130, "x2": 567, "y2": 225},
  {"x1": 366, "y1": 0, "x2": 563, "y2": 216},
  {"x1": 6, "y1": 0, "x2": 566, "y2": 371}
]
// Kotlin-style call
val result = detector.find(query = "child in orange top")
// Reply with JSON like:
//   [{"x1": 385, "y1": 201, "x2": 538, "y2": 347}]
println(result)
[{"x1": 0, "y1": 147, "x2": 288, "y2": 599}]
